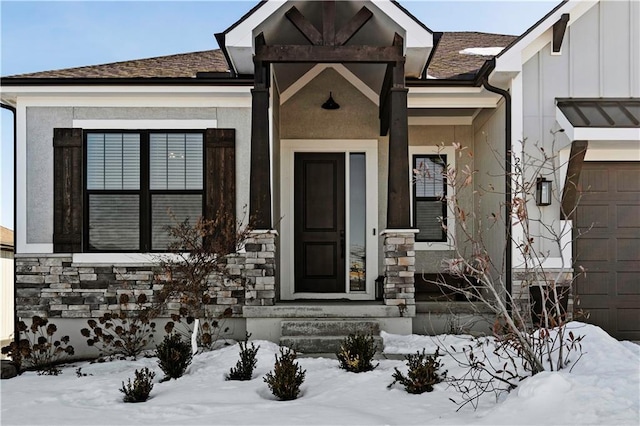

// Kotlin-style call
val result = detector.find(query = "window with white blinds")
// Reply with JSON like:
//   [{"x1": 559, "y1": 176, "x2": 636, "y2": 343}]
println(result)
[
  {"x1": 86, "y1": 133, "x2": 140, "y2": 190},
  {"x1": 150, "y1": 133, "x2": 203, "y2": 190},
  {"x1": 85, "y1": 131, "x2": 204, "y2": 252},
  {"x1": 413, "y1": 155, "x2": 447, "y2": 242}
]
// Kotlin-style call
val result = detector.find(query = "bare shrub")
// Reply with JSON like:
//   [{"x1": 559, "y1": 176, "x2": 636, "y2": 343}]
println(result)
[
  {"x1": 419, "y1": 133, "x2": 587, "y2": 408},
  {"x1": 1, "y1": 316, "x2": 74, "y2": 375}
]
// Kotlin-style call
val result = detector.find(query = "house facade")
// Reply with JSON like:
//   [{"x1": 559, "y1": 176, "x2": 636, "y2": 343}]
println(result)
[{"x1": 1, "y1": 0, "x2": 638, "y2": 353}]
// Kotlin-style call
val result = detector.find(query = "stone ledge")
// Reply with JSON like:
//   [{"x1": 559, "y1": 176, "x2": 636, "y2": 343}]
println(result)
[{"x1": 243, "y1": 304, "x2": 416, "y2": 318}]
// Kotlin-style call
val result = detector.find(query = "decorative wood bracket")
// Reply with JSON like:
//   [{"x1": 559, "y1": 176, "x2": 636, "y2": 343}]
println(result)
[
  {"x1": 553, "y1": 13, "x2": 570, "y2": 53},
  {"x1": 284, "y1": 1, "x2": 373, "y2": 47},
  {"x1": 561, "y1": 140, "x2": 588, "y2": 220}
]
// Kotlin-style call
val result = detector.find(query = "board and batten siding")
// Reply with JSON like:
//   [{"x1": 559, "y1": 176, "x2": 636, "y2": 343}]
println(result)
[
  {"x1": 523, "y1": 0, "x2": 640, "y2": 141},
  {"x1": 521, "y1": 0, "x2": 640, "y2": 259}
]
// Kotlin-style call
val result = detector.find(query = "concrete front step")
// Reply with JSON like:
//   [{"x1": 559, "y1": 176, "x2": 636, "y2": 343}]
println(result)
[
  {"x1": 281, "y1": 319, "x2": 380, "y2": 337},
  {"x1": 280, "y1": 335, "x2": 383, "y2": 354}
]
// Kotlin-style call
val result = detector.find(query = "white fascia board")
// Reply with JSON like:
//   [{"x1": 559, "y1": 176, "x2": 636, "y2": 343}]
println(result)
[
  {"x1": 556, "y1": 106, "x2": 640, "y2": 141},
  {"x1": 73, "y1": 119, "x2": 218, "y2": 130},
  {"x1": 225, "y1": 1, "x2": 287, "y2": 48},
  {"x1": 408, "y1": 116, "x2": 473, "y2": 126},
  {"x1": 494, "y1": 0, "x2": 598, "y2": 74},
  {"x1": 408, "y1": 86, "x2": 502, "y2": 107},
  {"x1": 572, "y1": 127, "x2": 640, "y2": 141},
  {"x1": 3, "y1": 85, "x2": 251, "y2": 95},
  {"x1": 3, "y1": 86, "x2": 252, "y2": 108},
  {"x1": 371, "y1": 1, "x2": 433, "y2": 48}
]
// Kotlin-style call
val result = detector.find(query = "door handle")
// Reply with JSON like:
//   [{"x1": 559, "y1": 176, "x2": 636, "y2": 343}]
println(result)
[{"x1": 340, "y1": 230, "x2": 345, "y2": 259}]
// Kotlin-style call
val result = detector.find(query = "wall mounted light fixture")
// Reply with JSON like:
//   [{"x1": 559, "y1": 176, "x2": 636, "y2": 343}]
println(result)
[
  {"x1": 536, "y1": 177, "x2": 552, "y2": 206},
  {"x1": 321, "y1": 92, "x2": 340, "y2": 110}
]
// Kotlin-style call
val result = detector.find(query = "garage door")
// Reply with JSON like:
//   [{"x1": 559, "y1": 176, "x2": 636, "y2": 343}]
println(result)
[{"x1": 574, "y1": 162, "x2": 640, "y2": 340}]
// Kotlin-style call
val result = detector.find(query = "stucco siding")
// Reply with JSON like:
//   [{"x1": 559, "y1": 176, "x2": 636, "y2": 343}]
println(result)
[
  {"x1": 26, "y1": 107, "x2": 73, "y2": 244},
  {"x1": 23, "y1": 106, "x2": 249, "y2": 249},
  {"x1": 473, "y1": 104, "x2": 507, "y2": 281},
  {"x1": 216, "y1": 107, "x2": 251, "y2": 225},
  {"x1": 280, "y1": 68, "x2": 378, "y2": 139},
  {"x1": 408, "y1": 124, "x2": 474, "y2": 273}
]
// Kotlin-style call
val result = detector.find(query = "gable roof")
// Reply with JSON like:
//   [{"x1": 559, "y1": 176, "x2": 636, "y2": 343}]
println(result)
[
  {"x1": 1, "y1": 32, "x2": 516, "y2": 83},
  {"x1": 218, "y1": 0, "x2": 436, "y2": 78}
]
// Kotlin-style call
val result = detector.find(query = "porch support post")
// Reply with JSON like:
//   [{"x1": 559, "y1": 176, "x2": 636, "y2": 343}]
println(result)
[
  {"x1": 249, "y1": 33, "x2": 272, "y2": 230},
  {"x1": 381, "y1": 35, "x2": 415, "y2": 310},
  {"x1": 386, "y1": 40, "x2": 411, "y2": 230}
]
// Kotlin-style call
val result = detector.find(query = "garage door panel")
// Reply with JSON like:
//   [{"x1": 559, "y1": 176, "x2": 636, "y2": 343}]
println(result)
[
  {"x1": 616, "y1": 309, "x2": 640, "y2": 332},
  {"x1": 580, "y1": 169, "x2": 609, "y2": 192},
  {"x1": 577, "y1": 307, "x2": 608, "y2": 327},
  {"x1": 575, "y1": 237, "x2": 611, "y2": 260},
  {"x1": 576, "y1": 204, "x2": 609, "y2": 228},
  {"x1": 617, "y1": 204, "x2": 640, "y2": 228},
  {"x1": 617, "y1": 238, "x2": 640, "y2": 261},
  {"x1": 574, "y1": 162, "x2": 640, "y2": 340},
  {"x1": 617, "y1": 170, "x2": 640, "y2": 192},
  {"x1": 617, "y1": 273, "x2": 640, "y2": 295},
  {"x1": 576, "y1": 273, "x2": 610, "y2": 295}
]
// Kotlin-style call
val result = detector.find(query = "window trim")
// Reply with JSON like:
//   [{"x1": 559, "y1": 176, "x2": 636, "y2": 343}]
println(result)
[
  {"x1": 409, "y1": 146, "x2": 455, "y2": 251},
  {"x1": 83, "y1": 129, "x2": 205, "y2": 253}
]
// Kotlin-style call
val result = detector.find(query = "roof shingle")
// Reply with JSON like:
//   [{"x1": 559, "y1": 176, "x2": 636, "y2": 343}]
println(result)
[
  {"x1": 427, "y1": 32, "x2": 518, "y2": 80},
  {"x1": 4, "y1": 50, "x2": 229, "y2": 79},
  {"x1": 2, "y1": 32, "x2": 518, "y2": 81}
]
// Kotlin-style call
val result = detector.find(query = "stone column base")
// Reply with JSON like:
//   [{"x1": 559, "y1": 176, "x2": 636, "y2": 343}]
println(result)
[
  {"x1": 242, "y1": 230, "x2": 277, "y2": 306},
  {"x1": 381, "y1": 230, "x2": 417, "y2": 310}
]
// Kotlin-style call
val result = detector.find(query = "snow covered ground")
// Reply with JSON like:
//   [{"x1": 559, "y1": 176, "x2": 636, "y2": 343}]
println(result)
[{"x1": 1, "y1": 322, "x2": 638, "y2": 425}]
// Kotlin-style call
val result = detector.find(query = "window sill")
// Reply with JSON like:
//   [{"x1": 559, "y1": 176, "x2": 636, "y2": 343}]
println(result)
[{"x1": 72, "y1": 252, "x2": 182, "y2": 265}]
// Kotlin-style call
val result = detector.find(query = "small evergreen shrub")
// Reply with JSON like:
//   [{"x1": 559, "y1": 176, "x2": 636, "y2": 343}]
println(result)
[
  {"x1": 388, "y1": 348, "x2": 447, "y2": 394},
  {"x1": 336, "y1": 332, "x2": 379, "y2": 373},
  {"x1": 227, "y1": 333, "x2": 259, "y2": 381},
  {"x1": 264, "y1": 348, "x2": 306, "y2": 401},
  {"x1": 120, "y1": 367, "x2": 155, "y2": 403},
  {"x1": 156, "y1": 333, "x2": 193, "y2": 381},
  {"x1": 1, "y1": 316, "x2": 74, "y2": 375}
]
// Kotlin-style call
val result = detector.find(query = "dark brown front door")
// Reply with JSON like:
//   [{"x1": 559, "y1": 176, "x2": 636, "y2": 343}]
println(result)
[
  {"x1": 294, "y1": 152, "x2": 346, "y2": 293},
  {"x1": 574, "y1": 162, "x2": 640, "y2": 340}
]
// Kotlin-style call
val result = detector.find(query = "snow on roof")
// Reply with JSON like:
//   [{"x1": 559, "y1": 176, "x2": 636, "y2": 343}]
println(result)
[{"x1": 459, "y1": 47, "x2": 505, "y2": 56}]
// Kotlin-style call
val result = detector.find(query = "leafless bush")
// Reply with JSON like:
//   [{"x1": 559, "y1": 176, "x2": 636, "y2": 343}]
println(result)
[{"x1": 420, "y1": 132, "x2": 588, "y2": 408}]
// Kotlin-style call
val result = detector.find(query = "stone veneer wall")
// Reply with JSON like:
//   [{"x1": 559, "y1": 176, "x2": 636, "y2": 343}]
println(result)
[
  {"x1": 14, "y1": 233, "x2": 277, "y2": 320},
  {"x1": 382, "y1": 231, "x2": 416, "y2": 309},
  {"x1": 512, "y1": 269, "x2": 574, "y2": 324},
  {"x1": 238, "y1": 231, "x2": 277, "y2": 307}
]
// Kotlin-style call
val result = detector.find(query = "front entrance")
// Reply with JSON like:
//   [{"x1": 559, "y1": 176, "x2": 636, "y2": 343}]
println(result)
[
  {"x1": 280, "y1": 140, "x2": 378, "y2": 300},
  {"x1": 294, "y1": 152, "x2": 346, "y2": 292}
]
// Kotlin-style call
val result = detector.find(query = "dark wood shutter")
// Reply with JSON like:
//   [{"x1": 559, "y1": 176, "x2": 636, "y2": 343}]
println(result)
[
  {"x1": 53, "y1": 128, "x2": 83, "y2": 252},
  {"x1": 204, "y1": 129, "x2": 236, "y2": 253}
]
